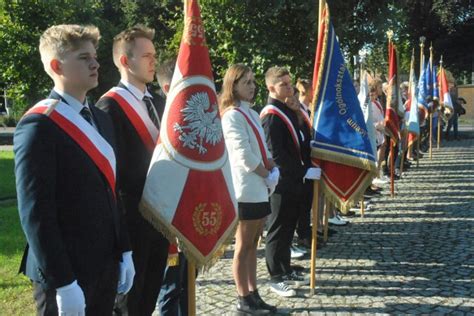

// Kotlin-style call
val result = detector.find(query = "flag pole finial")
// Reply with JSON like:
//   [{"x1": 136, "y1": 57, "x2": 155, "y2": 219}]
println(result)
[
  {"x1": 386, "y1": 30, "x2": 394, "y2": 41},
  {"x1": 419, "y1": 36, "x2": 426, "y2": 47}
]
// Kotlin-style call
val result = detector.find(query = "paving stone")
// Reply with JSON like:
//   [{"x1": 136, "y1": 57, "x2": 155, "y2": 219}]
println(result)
[{"x1": 188, "y1": 131, "x2": 474, "y2": 315}]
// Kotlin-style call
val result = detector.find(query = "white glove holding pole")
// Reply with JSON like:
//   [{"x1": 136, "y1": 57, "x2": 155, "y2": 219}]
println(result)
[
  {"x1": 304, "y1": 167, "x2": 321, "y2": 180},
  {"x1": 56, "y1": 280, "x2": 86, "y2": 316},
  {"x1": 117, "y1": 251, "x2": 135, "y2": 294}
]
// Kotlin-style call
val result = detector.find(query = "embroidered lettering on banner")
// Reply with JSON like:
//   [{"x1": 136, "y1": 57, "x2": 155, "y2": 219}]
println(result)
[
  {"x1": 192, "y1": 202, "x2": 223, "y2": 236},
  {"x1": 183, "y1": 16, "x2": 206, "y2": 46}
]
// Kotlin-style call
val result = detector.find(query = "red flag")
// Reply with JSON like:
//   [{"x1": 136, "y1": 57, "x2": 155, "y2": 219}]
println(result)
[
  {"x1": 385, "y1": 41, "x2": 401, "y2": 141},
  {"x1": 140, "y1": 0, "x2": 237, "y2": 267}
]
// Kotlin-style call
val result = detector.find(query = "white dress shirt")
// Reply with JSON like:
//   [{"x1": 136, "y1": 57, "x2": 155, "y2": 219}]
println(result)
[
  {"x1": 120, "y1": 80, "x2": 159, "y2": 124},
  {"x1": 53, "y1": 88, "x2": 98, "y2": 130}
]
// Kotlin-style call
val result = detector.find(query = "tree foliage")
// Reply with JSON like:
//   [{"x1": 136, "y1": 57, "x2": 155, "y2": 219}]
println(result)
[{"x1": 0, "y1": 0, "x2": 472, "y2": 116}]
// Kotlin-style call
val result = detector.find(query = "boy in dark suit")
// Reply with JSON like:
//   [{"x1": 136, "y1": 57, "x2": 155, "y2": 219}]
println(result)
[
  {"x1": 96, "y1": 25, "x2": 169, "y2": 316},
  {"x1": 261, "y1": 67, "x2": 320, "y2": 297},
  {"x1": 14, "y1": 24, "x2": 134, "y2": 315}
]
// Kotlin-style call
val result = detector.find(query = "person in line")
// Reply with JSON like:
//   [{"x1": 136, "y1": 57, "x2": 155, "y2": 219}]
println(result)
[
  {"x1": 445, "y1": 83, "x2": 462, "y2": 141},
  {"x1": 261, "y1": 67, "x2": 321, "y2": 297},
  {"x1": 97, "y1": 25, "x2": 169, "y2": 316},
  {"x1": 220, "y1": 63, "x2": 279, "y2": 313},
  {"x1": 369, "y1": 79, "x2": 389, "y2": 184},
  {"x1": 14, "y1": 24, "x2": 134, "y2": 315}
]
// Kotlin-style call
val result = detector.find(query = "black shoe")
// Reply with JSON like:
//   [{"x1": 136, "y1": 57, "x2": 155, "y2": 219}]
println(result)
[
  {"x1": 250, "y1": 290, "x2": 277, "y2": 313},
  {"x1": 237, "y1": 295, "x2": 270, "y2": 314}
]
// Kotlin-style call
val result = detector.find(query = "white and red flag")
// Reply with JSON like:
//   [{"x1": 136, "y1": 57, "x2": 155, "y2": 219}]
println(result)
[
  {"x1": 140, "y1": 0, "x2": 237, "y2": 267},
  {"x1": 438, "y1": 65, "x2": 454, "y2": 110}
]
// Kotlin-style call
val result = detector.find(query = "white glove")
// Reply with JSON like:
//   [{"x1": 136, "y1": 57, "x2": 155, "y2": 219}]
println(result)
[
  {"x1": 56, "y1": 280, "x2": 86, "y2": 316},
  {"x1": 265, "y1": 167, "x2": 280, "y2": 196},
  {"x1": 264, "y1": 167, "x2": 280, "y2": 188},
  {"x1": 304, "y1": 167, "x2": 321, "y2": 180},
  {"x1": 117, "y1": 251, "x2": 135, "y2": 294}
]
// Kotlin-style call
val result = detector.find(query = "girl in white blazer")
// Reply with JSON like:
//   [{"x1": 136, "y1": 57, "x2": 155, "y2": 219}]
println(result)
[{"x1": 220, "y1": 64, "x2": 279, "y2": 314}]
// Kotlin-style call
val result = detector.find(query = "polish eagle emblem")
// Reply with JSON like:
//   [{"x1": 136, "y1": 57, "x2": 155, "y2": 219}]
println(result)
[{"x1": 173, "y1": 92, "x2": 223, "y2": 154}]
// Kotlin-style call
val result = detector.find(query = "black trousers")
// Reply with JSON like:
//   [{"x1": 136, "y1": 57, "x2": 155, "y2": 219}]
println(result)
[
  {"x1": 121, "y1": 214, "x2": 169, "y2": 316},
  {"x1": 265, "y1": 183, "x2": 312, "y2": 281},
  {"x1": 33, "y1": 259, "x2": 119, "y2": 316},
  {"x1": 296, "y1": 181, "x2": 314, "y2": 240}
]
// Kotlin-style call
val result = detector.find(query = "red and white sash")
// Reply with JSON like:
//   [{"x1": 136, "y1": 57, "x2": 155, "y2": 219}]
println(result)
[
  {"x1": 227, "y1": 107, "x2": 270, "y2": 169},
  {"x1": 260, "y1": 105, "x2": 303, "y2": 164},
  {"x1": 26, "y1": 99, "x2": 117, "y2": 196},
  {"x1": 102, "y1": 87, "x2": 159, "y2": 152}
]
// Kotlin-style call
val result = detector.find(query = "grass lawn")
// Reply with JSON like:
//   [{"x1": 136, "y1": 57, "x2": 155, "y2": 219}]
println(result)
[
  {"x1": 0, "y1": 149, "x2": 34, "y2": 314},
  {"x1": 0, "y1": 150, "x2": 16, "y2": 199},
  {"x1": 0, "y1": 201, "x2": 35, "y2": 315}
]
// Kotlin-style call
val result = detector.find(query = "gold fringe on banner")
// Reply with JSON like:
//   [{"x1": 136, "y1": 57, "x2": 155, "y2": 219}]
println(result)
[
  {"x1": 319, "y1": 171, "x2": 375, "y2": 213},
  {"x1": 139, "y1": 199, "x2": 237, "y2": 271}
]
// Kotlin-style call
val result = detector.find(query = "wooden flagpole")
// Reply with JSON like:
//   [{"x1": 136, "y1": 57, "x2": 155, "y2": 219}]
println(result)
[
  {"x1": 324, "y1": 198, "x2": 330, "y2": 242},
  {"x1": 390, "y1": 139, "x2": 395, "y2": 197},
  {"x1": 437, "y1": 109, "x2": 441, "y2": 148},
  {"x1": 310, "y1": 181, "x2": 320, "y2": 295},
  {"x1": 360, "y1": 197, "x2": 365, "y2": 218},
  {"x1": 309, "y1": 0, "x2": 326, "y2": 296}
]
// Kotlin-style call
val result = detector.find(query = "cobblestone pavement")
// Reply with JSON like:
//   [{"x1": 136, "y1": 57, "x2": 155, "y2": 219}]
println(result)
[{"x1": 195, "y1": 134, "x2": 474, "y2": 315}]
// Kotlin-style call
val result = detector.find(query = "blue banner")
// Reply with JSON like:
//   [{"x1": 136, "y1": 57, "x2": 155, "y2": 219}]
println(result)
[
  {"x1": 417, "y1": 62, "x2": 429, "y2": 108},
  {"x1": 312, "y1": 20, "x2": 376, "y2": 169}
]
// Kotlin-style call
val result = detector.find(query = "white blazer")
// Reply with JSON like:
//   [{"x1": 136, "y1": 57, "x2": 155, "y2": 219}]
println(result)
[{"x1": 221, "y1": 101, "x2": 272, "y2": 203}]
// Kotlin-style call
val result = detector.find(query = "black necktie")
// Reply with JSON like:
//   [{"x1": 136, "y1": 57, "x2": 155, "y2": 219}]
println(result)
[
  {"x1": 143, "y1": 96, "x2": 160, "y2": 128},
  {"x1": 80, "y1": 107, "x2": 94, "y2": 127}
]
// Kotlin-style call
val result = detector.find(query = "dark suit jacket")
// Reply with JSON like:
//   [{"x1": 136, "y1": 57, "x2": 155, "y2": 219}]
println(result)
[
  {"x1": 96, "y1": 83, "x2": 165, "y2": 217},
  {"x1": 261, "y1": 98, "x2": 310, "y2": 194},
  {"x1": 14, "y1": 91, "x2": 130, "y2": 290}
]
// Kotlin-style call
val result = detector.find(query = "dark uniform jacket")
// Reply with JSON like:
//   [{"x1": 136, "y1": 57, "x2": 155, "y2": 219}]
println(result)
[{"x1": 14, "y1": 90, "x2": 130, "y2": 290}]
